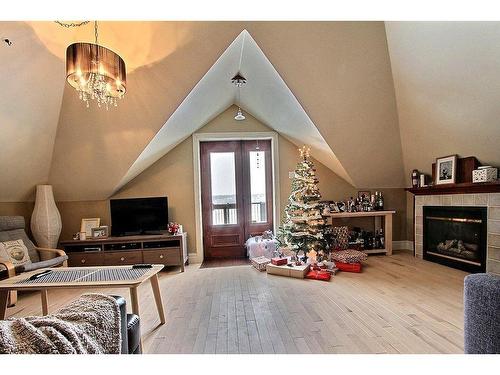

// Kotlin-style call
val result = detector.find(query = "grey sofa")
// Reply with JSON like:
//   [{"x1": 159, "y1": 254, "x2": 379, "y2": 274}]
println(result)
[
  {"x1": 0, "y1": 216, "x2": 68, "y2": 305},
  {"x1": 112, "y1": 295, "x2": 142, "y2": 354},
  {"x1": 464, "y1": 273, "x2": 500, "y2": 354}
]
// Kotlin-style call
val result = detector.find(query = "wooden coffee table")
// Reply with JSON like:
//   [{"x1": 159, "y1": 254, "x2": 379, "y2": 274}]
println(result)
[{"x1": 0, "y1": 265, "x2": 166, "y2": 324}]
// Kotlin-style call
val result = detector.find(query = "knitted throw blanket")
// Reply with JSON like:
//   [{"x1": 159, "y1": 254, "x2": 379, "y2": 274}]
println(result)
[{"x1": 0, "y1": 293, "x2": 121, "y2": 354}]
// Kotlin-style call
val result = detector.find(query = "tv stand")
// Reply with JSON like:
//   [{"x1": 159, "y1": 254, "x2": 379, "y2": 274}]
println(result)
[{"x1": 60, "y1": 233, "x2": 188, "y2": 272}]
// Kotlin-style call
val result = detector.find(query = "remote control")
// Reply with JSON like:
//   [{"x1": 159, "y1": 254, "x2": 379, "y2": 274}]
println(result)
[
  {"x1": 29, "y1": 269, "x2": 53, "y2": 280},
  {"x1": 132, "y1": 264, "x2": 153, "y2": 269}
]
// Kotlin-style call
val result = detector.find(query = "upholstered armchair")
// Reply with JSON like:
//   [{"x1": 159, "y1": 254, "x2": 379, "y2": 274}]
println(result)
[{"x1": 0, "y1": 216, "x2": 68, "y2": 305}]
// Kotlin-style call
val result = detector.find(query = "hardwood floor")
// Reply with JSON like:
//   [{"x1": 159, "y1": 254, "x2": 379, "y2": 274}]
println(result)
[
  {"x1": 4, "y1": 250, "x2": 467, "y2": 354},
  {"x1": 200, "y1": 257, "x2": 251, "y2": 269}
]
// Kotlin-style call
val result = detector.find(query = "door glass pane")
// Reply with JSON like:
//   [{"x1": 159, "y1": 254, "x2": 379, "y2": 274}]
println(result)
[
  {"x1": 250, "y1": 150, "x2": 267, "y2": 223},
  {"x1": 210, "y1": 152, "x2": 237, "y2": 225}
]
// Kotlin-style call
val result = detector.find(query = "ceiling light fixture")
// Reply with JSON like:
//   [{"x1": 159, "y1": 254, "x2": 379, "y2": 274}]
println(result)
[
  {"x1": 234, "y1": 107, "x2": 246, "y2": 121},
  {"x1": 231, "y1": 72, "x2": 247, "y2": 121},
  {"x1": 64, "y1": 21, "x2": 126, "y2": 109}
]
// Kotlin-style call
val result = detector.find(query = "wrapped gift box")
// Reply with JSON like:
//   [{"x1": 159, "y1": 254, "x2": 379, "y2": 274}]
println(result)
[
  {"x1": 331, "y1": 249, "x2": 367, "y2": 264},
  {"x1": 266, "y1": 263, "x2": 310, "y2": 278},
  {"x1": 271, "y1": 257, "x2": 288, "y2": 266},
  {"x1": 336, "y1": 262, "x2": 362, "y2": 273},
  {"x1": 305, "y1": 270, "x2": 331, "y2": 281},
  {"x1": 472, "y1": 167, "x2": 498, "y2": 183},
  {"x1": 311, "y1": 264, "x2": 339, "y2": 275},
  {"x1": 251, "y1": 256, "x2": 271, "y2": 272}
]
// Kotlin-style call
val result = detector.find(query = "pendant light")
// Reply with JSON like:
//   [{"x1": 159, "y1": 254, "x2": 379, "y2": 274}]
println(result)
[
  {"x1": 64, "y1": 21, "x2": 126, "y2": 109},
  {"x1": 234, "y1": 107, "x2": 246, "y2": 121},
  {"x1": 232, "y1": 72, "x2": 247, "y2": 121}
]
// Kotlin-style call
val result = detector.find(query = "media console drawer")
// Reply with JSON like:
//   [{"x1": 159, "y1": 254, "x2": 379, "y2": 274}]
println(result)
[
  {"x1": 143, "y1": 248, "x2": 180, "y2": 265},
  {"x1": 68, "y1": 252, "x2": 103, "y2": 267},
  {"x1": 104, "y1": 251, "x2": 142, "y2": 265}
]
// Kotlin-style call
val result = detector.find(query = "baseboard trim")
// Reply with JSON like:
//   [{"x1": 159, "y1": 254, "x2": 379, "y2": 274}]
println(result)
[
  {"x1": 188, "y1": 253, "x2": 202, "y2": 264},
  {"x1": 393, "y1": 240, "x2": 414, "y2": 251}
]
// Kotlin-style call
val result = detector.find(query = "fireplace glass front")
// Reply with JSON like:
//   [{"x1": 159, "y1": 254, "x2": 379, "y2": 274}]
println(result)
[{"x1": 423, "y1": 206, "x2": 487, "y2": 273}]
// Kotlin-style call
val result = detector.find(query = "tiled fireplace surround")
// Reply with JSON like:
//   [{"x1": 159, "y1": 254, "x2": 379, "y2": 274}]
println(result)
[{"x1": 414, "y1": 193, "x2": 500, "y2": 274}]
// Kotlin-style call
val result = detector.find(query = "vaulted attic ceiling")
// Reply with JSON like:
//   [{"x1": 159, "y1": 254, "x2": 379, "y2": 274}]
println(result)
[
  {"x1": 1, "y1": 21, "x2": 405, "y2": 202},
  {"x1": 2, "y1": 21, "x2": 497, "y2": 203},
  {"x1": 115, "y1": 30, "x2": 354, "y2": 193}
]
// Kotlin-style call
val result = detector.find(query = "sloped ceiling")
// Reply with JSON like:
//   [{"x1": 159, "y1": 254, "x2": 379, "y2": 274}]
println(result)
[
  {"x1": 115, "y1": 30, "x2": 353, "y2": 193},
  {"x1": 386, "y1": 22, "x2": 500, "y2": 177},
  {"x1": 0, "y1": 22, "x2": 65, "y2": 201},
  {"x1": 1, "y1": 21, "x2": 408, "y2": 202}
]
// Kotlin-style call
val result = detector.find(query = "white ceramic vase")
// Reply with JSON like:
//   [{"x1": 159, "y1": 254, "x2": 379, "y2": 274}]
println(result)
[{"x1": 31, "y1": 185, "x2": 62, "y2": 249}]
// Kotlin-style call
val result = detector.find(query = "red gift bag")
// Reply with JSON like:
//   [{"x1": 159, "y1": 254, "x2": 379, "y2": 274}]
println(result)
[
  {"x1": 305, "y1": 270, "x2": 331, "y2": 281},
  {"x1": 335, "y1": 262, "x2": 362, "y2": 273}
]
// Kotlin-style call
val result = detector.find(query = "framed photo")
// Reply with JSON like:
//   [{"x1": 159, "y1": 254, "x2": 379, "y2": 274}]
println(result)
[
  {"x1": 358, "y1": 191, "x2": 371, "y2": 200},
  {"x1": 91, "y1": 226, "x2": 109, "y2": 238},
  {"x1": 435, "y1": 155, "x2": 458, "y2": 185},
  {"x1": 80, "y1": 218, "x2": 101, "y2": 237}
]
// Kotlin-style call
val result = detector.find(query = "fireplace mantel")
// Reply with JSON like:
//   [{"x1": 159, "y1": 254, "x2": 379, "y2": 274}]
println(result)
[{"x1": 406, "y1": 181, "x2": 500, "y2": 195}]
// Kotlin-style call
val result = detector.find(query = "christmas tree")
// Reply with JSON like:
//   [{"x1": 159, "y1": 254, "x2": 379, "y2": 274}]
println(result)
[{"x1": 277, "y1": 146, "x2": 328, "y2": 262}]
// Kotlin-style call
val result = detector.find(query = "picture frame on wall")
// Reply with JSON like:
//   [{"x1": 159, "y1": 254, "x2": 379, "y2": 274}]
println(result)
[
  {"x1": 80, "y1": 218, "x2": 101, "y2": 237},
  {"x1": 91, "y1": 226, "x2": 109, "y2": 238},
  {"x1": 435, "y1": 155, "x2": 458, "y2": 185}
]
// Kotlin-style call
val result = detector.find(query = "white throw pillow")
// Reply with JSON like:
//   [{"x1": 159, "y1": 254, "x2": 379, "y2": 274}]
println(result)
[{"x1": 0, "y1": 239, "x2": 31, "y2": 270}]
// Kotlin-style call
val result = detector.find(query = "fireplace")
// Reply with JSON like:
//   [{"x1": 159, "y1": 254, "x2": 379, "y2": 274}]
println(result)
[{"x1": 423, "y1": 206, "x2": 487, "y2": 273}]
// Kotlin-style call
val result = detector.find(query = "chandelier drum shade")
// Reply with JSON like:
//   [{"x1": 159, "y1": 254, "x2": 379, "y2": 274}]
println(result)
[
  {"x1": 60, "y1": 21, "x2": 127, "y2": 109},
  {"x1": 66, "y1": 43, "x2": 126, "y2": 108}
]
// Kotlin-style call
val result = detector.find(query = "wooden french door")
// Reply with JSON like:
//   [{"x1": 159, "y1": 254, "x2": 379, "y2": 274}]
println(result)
[{"x1": 200, "y1": 140, "x2": 273, "y2": 259}]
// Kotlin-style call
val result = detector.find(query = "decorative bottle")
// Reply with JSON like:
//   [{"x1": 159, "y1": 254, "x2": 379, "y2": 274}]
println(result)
[
  {"x1": 379, "y1": 228, "x2": 385, "y2": 249},
  {"x1": 411, "y1": 169, "x2": 419, "y2": 188},
  {"x1": 375, "y1": 191, "x2": 384, "y2": 211}
]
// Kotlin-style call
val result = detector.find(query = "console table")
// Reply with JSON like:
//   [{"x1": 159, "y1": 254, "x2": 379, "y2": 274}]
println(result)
[
  {"x1": 326, "y1": 210, "x2": 395, "y2": 255},
  {"x1": 60, "y1": 233, "x2": 188, "y2": 271}
]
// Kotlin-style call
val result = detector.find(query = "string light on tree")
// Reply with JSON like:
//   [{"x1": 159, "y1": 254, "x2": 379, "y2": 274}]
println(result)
[{"x1": 277, "y1": 145, "x2": 329, "y2": 263}]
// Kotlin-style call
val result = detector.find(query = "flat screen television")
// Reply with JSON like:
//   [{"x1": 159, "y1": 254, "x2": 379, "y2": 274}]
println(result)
[{"x1": 110, "y1": 197, "x2": 168, "y2": 236}]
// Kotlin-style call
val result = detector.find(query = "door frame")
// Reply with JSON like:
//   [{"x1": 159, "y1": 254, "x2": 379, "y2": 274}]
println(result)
[{"x1": 193, "y1": 132, "x2": 280, "y2": 264}]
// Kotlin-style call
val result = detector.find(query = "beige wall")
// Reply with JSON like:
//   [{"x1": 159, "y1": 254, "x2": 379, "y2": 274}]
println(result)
[
  {"x1": 386, "y1": 22, "x2": 500, "y2": 185},
  {"x1": 1, "y1": 107, "x2": 409, "y2": 257}
]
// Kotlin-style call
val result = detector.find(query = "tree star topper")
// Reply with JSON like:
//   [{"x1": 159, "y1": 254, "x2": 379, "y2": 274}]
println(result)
[{"x1": 299, "y1": 145, "x2": 311, "y2": 160}]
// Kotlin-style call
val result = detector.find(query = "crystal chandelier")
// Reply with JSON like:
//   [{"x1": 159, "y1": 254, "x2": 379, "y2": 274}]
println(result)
[{"x1": 65, "y1": 21, "x2": 126, "y2": 109}]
